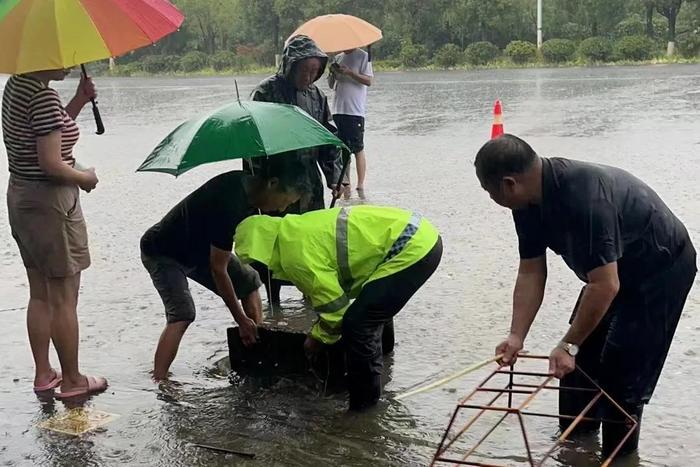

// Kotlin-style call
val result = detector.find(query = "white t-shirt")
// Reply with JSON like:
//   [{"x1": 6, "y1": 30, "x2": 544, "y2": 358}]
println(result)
[{"x1": 331, "y1": 49, "x2": 373, "y2": 117}]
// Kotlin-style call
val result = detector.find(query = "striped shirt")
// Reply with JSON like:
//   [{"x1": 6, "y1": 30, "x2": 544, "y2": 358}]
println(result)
[{"x1": 1, "y1": 74, "x2": 79, "y2": 181}]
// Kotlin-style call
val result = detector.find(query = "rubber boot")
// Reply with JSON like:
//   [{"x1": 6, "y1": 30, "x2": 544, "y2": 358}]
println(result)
[
  {"x1": 250, "y1": 262, "x2": 282, "y2": 306},
  {"x1": 268, "y1": 279, "x2": 282, "y2": 305},
  {"x1": 348, "y1": 374, "x2": 381, "y2": 412},
  {"x1": 381, "y1": 319, "x2": 395, "y2": 355},
  {"x1": 558, "y1": 370, "x2": 601, "y2": 434},
  {"x1": 602, "y1": 404, "x2": 642, "y2": 458}
]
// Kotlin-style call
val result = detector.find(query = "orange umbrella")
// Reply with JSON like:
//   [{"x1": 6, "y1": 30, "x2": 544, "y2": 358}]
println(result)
[{"x1": 288, "y1": 14, "x2": 382, "y2": 54}]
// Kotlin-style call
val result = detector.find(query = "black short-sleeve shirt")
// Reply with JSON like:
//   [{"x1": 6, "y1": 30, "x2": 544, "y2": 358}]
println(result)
[
  {"x1": 141, "y1": 171, "x2": 256, "y2": 267},
  {"x1": 513, "y1": 158, "x2": 689, "y2": 286}
]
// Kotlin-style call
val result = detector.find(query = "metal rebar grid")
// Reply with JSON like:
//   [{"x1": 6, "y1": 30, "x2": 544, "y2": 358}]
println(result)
[{"x1": 431, "y1": 355, "x2": 638, "y2": 467}]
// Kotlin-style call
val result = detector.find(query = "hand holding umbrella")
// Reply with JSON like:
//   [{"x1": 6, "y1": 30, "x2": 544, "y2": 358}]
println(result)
[
  {"x1": 0, "y1": 0, "x2": 185, "y2": 135},
  {"x1": 79, "y1": 65, "x2": 104, "y2": 135}
]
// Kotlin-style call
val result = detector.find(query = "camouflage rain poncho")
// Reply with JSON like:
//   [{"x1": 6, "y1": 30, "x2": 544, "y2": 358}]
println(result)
[{"x1": 244, "y1": 35, "x2": 341, "y2": 212}]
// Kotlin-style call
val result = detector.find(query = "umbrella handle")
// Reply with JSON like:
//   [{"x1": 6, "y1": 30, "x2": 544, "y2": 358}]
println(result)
[
  {"x1": 330, "y1": 150, "x2": 351, "y2": 208},
  {"x1": 80, "y1": 65, "x2": 105, "y2": 135}
]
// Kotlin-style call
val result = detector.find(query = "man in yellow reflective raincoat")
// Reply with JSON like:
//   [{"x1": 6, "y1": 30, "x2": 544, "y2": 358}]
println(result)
[{"x1": 235, "y1": 205, "x2": 442, "y2": 410}]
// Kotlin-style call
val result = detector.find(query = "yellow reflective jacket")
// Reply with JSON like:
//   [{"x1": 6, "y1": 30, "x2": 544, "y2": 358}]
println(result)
[{"x1": 235, "y1": 206, "x2": 439, "y2": 344}]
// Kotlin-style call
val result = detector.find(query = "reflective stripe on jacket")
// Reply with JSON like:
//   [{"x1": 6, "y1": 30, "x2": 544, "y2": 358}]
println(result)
[{"x1": 235, "y1": 205, "x2": 439, "y2": 344}]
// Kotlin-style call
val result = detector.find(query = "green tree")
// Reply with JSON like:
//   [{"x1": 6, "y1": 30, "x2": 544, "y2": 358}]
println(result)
[
  {"x1": 541, "y1": 39, "x2": 577, "y2": 62},
  {"x1": 179, "y1": 51, "x2": 209, "y2": 71},
  {"x1": 615, "y1": 34, "x2": 657, "y2": 59},
  {"x1": 210, "y1": 51, "x2": 238, "y2": 71},
  {"x1": 505, "y1": 40, "x2": 538, "y2": 63},
  {"x1": 642, "y1": 0, "x2": 657, "y2": 36},
  {"x1": 444, "y1": 0, "x2": 504, "y2": 45},
  {"x1": 234, "y1": 0, "x2": 281, "y2": 62},
  {"x1": 677, "y1": 0, "x2": 700, "y2": 56},
  {"x1": 174, "y1": 0, "x2": 239, "y2": 54},
  {"x1": 384, "y1": 0, "x2": 451, "y2": 52},
  {"x1": 579, "y1": 36, "x2": 615, "y2": 61},
  {"x1": 655, "y1": 0, "x2": 684, "y2": 53},
  {"x1": 433, "y1": 43, "x2": 463, "y2": 67},
  {"x1": 104, "y1": 0, "x2": 700, "y2": 73},
  {"x1": 443, "y1": 0, "x2": 533, "y2": 48},
  {"x1": 399, "y1": 39, "x2": 429, "y2": 67},
  {"x1": 465, "y1": 41, "x2": 501, "y2": 65}
]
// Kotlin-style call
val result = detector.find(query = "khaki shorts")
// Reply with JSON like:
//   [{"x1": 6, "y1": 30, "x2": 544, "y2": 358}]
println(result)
[{"x1": 7, "y1": 176, "x2": 90, "y2": 278}]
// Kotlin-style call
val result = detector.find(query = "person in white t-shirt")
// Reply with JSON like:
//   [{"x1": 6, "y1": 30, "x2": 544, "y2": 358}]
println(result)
[{"x1": 328, "y1": 48, "x2": 373, "y2": 198}]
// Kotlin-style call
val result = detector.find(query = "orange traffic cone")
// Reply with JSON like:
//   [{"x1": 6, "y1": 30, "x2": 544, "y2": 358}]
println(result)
[{"x1": 491, "y1": 100, "x2": 504, "y2": 139}]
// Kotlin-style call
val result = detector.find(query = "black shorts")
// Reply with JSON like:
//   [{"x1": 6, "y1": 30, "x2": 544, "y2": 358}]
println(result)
[
  {"x1": 334, "y1": 114, "x2": 365, "y2": 155},
  {"x1": 141, "y1": 253, "x2": 261, "y2": 323}
]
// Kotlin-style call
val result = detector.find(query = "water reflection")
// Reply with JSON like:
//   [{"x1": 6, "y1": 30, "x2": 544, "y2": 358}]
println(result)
[
  {"x1": 34, "y1": 400, "x2": 101, "y2": 467},
  {"x1": 148, "y1": 353, "x2": 418, "y2": 466}
]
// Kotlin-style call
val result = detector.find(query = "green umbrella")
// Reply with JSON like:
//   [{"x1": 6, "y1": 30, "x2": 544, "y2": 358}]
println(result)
[{"x1": 137, "y1": 99, "x2": 349, "y2": 177}]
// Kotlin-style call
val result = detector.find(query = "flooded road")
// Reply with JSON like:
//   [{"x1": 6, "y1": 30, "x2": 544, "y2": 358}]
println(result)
[{"x1": 1, "y1": 65, "x2": 699, "y2": 466}]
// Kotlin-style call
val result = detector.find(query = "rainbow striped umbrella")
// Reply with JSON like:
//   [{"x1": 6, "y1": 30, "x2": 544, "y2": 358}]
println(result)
[{"x1": 0, "y1": 0, "x2": 184, "y2": 74}]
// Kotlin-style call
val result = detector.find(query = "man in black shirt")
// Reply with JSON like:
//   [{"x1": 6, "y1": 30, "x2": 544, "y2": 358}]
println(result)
[
  {"x1": 474, "y1": 134, "x2": 696, "y2": 456},
  {"x1": 141, "y1": 161, "x2": 308, "y2": 380}
]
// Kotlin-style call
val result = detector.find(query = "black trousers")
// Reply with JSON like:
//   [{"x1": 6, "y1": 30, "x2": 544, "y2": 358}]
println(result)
[
  {"x1": 343, "y1": 237, "x2": 443, "y2": 410},
  {"x1": 249, "y1": 261, "x2": 292, "y2": 305},
  {"x1": 560, "y1": 239, "x2": 696, "y2": 455}
]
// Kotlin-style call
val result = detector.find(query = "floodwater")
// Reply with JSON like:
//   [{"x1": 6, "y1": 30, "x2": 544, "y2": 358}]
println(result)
[{"x1": 1, "y1": 65, "x2": 699, "y2": 466}]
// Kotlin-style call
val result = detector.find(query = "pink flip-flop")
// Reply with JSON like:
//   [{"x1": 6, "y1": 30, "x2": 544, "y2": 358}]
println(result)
[
  {"x1": 33, "y1": 369, "x2": 62, "y2": 392},
  {"x1": 54, "y1": 375, "x2": 108, "y2": 399}
]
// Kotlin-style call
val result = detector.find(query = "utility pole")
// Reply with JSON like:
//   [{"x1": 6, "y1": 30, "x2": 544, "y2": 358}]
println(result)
[{"x1": 537, "y1": 0, "x2": 543, "y2": 48}]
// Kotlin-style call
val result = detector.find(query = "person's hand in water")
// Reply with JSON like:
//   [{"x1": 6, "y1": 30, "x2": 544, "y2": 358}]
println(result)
[
  {"x1": 238, "y1": 317, "x2": 258, "y2": 347},
  {"x1": 304, "y1": 335, "x2": 323, "y2": 356}
]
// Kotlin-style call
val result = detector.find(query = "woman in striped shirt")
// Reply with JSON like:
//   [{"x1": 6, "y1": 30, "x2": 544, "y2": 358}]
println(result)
[{"x1": 2, "y1": 69, "x2": 107, "y2": 399}]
